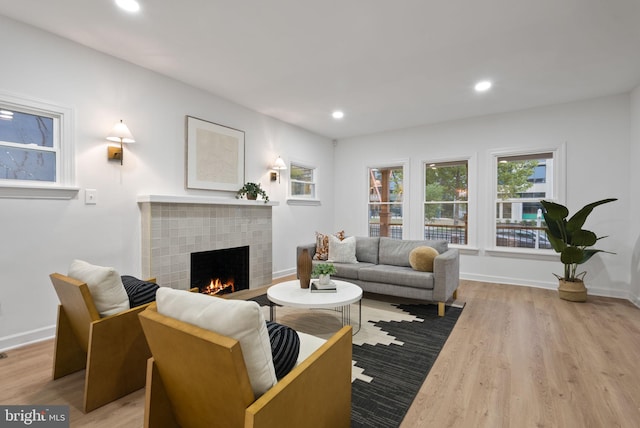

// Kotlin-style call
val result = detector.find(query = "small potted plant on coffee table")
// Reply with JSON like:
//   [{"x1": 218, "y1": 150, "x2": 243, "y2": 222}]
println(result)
[{"x1": 311, "y1": 263, "x2": 337, "y2": 287}]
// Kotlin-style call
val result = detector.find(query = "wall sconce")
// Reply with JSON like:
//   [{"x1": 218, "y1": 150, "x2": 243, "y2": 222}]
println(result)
[
  {"x1": 106, "y1": 120, "x2": 135, "y2": 165},
  {"x1": 270, "y1": 156, "x2": 287, "y2": 183}
]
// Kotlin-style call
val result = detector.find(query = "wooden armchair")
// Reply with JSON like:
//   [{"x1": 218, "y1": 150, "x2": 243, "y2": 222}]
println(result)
[
  {"x1": 50, "y1": 272, "x2": 154, "y2": 412},
  {"x1": 138, "y1": 304, "x2": 353, "y2": 428}
]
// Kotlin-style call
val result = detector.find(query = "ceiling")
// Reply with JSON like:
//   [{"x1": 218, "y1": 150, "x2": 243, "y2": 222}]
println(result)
[{"x1": 1, "y1": 0, "x2": 640, "y2": 139}]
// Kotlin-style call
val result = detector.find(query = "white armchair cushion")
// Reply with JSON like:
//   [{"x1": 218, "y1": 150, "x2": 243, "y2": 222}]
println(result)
[
  {"x1": 156, "y1": 287, "x2": 277, "y2": 397},
  {"x1": 68, "y1": 259, "x2": 130, "y2": 317}
]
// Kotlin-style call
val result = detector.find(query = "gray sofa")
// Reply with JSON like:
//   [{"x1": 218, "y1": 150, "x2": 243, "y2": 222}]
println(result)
[{"x1": 296, "y1": 236, "x2": 459, "y2": 316}]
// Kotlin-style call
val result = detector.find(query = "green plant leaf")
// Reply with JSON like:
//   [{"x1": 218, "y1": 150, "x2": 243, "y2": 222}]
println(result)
[
  {"x1": 540, "y1": 200, "x2": 568, "y2": 221},
  {"x1": 560, "y1": 246, "x2": 584, "y2": 264},
  {"x1": 571, "y1": 229, "x2": 597, "y2": 246},
  {"x1": 566, "y1": 198, "x2": 617, "y2": 233}
]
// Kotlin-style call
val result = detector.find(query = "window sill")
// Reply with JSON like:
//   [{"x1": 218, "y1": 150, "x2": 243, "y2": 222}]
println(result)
[
  {"x1": 0, "y1": 183, "x2": 79, "y2": 200},
  {"x1": 286, "y1": 198, "x2": 321, "y2": 206},
  {"x1": 485, "y1": 247, "x2": 559, "y2": 261}
]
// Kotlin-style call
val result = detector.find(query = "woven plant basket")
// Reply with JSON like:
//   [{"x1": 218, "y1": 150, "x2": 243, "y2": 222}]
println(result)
[{"x1": 558, "y1": 279, "x2": 587, "y2": 302}]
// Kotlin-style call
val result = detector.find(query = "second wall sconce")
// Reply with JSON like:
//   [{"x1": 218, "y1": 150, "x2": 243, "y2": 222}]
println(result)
[
  {"x1": 270, "y1": 156, "x2": 287, "y2": 183},
  {"x1": 107, "y1": 120, "x2": 135, "y2": 165}
]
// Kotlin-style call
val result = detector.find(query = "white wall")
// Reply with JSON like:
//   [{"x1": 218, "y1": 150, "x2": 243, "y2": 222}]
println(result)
[
  {"x1": 630, "y1": 85, "x2": 640, "y2": 306},
  {"x1": 335, "y1": 94, "x2": 632, "y2": 297},
  {"x1": 0, "y1": 17, "x2": 335, "y2": 350}
]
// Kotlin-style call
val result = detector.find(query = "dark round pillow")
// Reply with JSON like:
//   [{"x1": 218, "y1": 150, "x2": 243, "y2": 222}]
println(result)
[{"x1": 265, "y1": 321, "x2": 300, "y2": 379}]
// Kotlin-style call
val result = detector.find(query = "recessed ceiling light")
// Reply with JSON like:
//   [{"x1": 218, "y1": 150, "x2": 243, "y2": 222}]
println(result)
[
  {"x1": 115, "y1": 0, "x2": 140, "y2": 13},
  {"x1": 474, "y1": 80, "x2": 492, "y2": 92},
  {"x1": 332, "y1": 111, "x2": 344, "y2": 119}
]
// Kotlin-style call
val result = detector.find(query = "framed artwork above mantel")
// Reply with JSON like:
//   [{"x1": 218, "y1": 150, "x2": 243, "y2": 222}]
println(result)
[{"x1": 186, "y1": 115, "x2": 245, "y2": 191}]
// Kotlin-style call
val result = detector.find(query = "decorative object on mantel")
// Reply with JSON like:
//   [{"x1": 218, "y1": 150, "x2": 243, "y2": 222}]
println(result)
[
  {"x1": 270, "y1": 156, "x2": 287, "y2": 183},
  {"x1": 236, "y1": 182, "x2": 269, "y2": 203},
  {"x1": 297, "y1": 248, "x2": 312, "y2": 289},
  {"x1": 186, "y1": 115, "x2": 245, "y2": 191},
  {"x1": 311, "y1": 263, "x2": 337, "y2": 287},
  {"x1": 540, "y1": 198, "x2": 617, "y2": 302},
  {"x1": 106, "y1": 120, "x2": 135, "y2": 165}
]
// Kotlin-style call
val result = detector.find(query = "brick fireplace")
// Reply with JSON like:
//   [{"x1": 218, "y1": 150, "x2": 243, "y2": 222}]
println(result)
[{"x1": 138, "y1": 195, "x2": 275, "y2": 290}]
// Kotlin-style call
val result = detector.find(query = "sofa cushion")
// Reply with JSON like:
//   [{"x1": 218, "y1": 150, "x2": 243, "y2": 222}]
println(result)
[
  {"x1": 68, "y1": 259, "x2": 130, "y2": 317},
  {"x1": 378, "y1": 237, "x2": 448, "y2": 267},
  {"x1": 355, "y1": 236, "x2": 380, "y2": 264},
  {"x1": 156, "y1": 287, "x2": 277, "y2": 397},
  {"x1": 409, "y1": 246, "x2": 439, "y2": 272},
  {"x1": 266, "y1": 321, "x2": 300, "y2": 379},
  {"x1": 313, "y1": 230, "x2": 345, "y2": 261},
  {"x1": 358, "y1": 264, "x2": 435, "y2": 289},
  {"x1": 331, "y1": 261, "x2": 375, "y2": 280},
  {"x1": 329, "y1": 235, "x2": 357, "y2": 263}
]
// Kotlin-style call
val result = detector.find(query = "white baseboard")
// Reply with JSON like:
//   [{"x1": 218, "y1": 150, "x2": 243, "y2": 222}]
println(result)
[
  {"x1": 272, "y1": 268, "x2": 296, "y2": 279},
  {"x1": 460, "y1": 273, "x2": 634, "y2": 303},
  {"x1": 0, "y1": 325, "x2": 55, "y2": 353}
]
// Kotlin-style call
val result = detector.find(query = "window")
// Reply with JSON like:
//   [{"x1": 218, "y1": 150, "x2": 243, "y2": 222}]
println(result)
[
  {"x1": 424, "y1": 160, "x2": 468, "y2": 244},
  {"x1": 495, "y1": 152, "x2": 556, "y2": 250},
  {"x1": 368, "y1": 166, "x2": 403, "y2": 239},
  {"x1": 0, "y1": 92, "x2": 76, "y2": 199},
  {"x1": 290, "y1": 163, "x2": 316, "y2": 198}
]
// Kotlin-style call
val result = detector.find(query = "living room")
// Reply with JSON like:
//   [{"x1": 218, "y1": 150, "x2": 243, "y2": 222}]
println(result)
[{"x1": 0, "y1": 2, "x2": 640, "y2": 424}]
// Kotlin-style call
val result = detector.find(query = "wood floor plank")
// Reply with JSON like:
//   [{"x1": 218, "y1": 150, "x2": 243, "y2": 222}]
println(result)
[{"x1": 2, "y1": 280, "x2": 639, "y2": 427}]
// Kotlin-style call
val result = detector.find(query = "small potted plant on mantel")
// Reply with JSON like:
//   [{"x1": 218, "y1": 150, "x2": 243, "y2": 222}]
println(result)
[
  {"x1": 236, "y1": 182, "x2": 269, "y2": 203},
  {"x1": 311, "y1": 263, "x2": 337, "y2": 287},
  {"x1": 540, "y1": 198, "x2": 616, "y2": 302}
]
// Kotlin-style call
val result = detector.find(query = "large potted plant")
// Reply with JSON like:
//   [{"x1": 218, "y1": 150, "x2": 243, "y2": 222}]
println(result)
[
  {"x1": 236, "y1": 182, "x2": 269, "y2": 203},
  {"x1": 540, "y1": 198, "x2": 616, "y2": 302}
]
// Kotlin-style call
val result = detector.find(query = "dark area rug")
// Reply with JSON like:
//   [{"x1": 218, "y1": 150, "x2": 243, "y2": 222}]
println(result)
[
  {"x1": 249, "y1": 294, "x2": 463, "y2": 427},
  {"x1": 351, "y1": 304, "x2": 462, "y2": 427}
]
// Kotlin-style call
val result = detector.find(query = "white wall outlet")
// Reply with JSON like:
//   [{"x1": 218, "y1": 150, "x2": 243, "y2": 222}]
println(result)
[{"x1": 85, "y1": 188, "x2": 98, "y2": 205}]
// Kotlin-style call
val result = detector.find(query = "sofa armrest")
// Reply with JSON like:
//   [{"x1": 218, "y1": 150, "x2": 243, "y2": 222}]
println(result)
[
  {"x1": 432, "y1": 248, "x2": 459, "y2": 303},
  {"x1": 296, "y1": 243, "x2": 317, "y2": 278}
]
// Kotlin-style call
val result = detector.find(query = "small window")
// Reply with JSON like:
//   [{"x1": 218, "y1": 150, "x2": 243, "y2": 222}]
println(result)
[
  {"x1": 0, "y1": 109, "x2": 56, "y2": 182},
  {"x1": 290, "y1": 163, "x2": 316, "y2": 198},
  {"x1": 0, "y1": 92, "x2": 76, "y2": 199},
  {"x1": 424, "y1": 160, "x2": 468, "y2": 244}
]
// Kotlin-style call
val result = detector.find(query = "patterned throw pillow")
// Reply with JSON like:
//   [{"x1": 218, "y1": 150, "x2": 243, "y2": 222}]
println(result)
[
  {"x1": 313, "y1": 230, "x2": 345, "y2": 260},
  {"x1": 266, "y1": 321, "x2": 300, "y2": 379},
  {"x1": 121, "y1": 275, "x2": 159, "y2": 307}
]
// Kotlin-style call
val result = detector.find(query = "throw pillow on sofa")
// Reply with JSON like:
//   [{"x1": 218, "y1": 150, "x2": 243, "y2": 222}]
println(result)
[
  {"x1": 409, "y1": 246, "x2": 439, "y2": 272},
  {"x1": 68, "y1": 259, "x2": 130, "y2": 317},
  {"x1": 328, "y1": 235, "x2": 357, "y2": 263},
  {"x1": 313, "y1": 230, "x2": 345, "y2": 260}
]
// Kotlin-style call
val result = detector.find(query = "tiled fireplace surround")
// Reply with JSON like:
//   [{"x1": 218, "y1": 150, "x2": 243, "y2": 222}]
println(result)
[{"x1": 138, "y1": 195, "x2": 274, "y2": 291}]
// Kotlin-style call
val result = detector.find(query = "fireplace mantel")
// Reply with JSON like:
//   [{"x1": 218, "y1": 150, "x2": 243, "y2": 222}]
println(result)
[{"x1": 137, "y1": 194, "x2": 278, "y2": 206}]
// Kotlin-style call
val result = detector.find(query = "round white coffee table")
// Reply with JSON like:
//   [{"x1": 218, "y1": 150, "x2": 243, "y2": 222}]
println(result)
[{"x1": 267, "y1": 279, "x2": 362, "y2": 334}]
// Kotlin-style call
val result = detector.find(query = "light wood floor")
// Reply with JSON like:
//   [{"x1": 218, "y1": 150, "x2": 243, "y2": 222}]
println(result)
[{"x1": 1, "y1": 280, "x2": 639, "y2": 427}]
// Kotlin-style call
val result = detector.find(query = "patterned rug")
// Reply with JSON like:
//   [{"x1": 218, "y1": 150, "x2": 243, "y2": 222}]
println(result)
[{"x1": 250, "y1": 294, "x2": 463, "y2": 427}]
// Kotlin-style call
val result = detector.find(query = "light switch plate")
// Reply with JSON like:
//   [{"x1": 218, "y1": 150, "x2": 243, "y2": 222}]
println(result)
[{"x1": 85, "y1": 189, "x2": 97, "y2": 205}]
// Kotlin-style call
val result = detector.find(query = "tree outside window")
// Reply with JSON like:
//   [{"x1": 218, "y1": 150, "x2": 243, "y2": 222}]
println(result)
[
  {"x1": 424, "y1": 160, "x2": 468, "y2": 244},
  {"x1": 368, "y1": 166, "x2": 403, "y2": 239}
]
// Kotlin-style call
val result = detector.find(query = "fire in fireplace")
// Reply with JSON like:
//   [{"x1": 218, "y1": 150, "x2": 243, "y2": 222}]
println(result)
[{"x1": 191, "y1": 246, "x2": 249, "y2": 295}]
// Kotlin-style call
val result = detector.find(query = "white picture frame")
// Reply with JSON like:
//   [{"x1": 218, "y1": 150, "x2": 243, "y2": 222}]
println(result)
[{"x1": 186, "y1": 116, "x2": 245, "y2": 191}]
